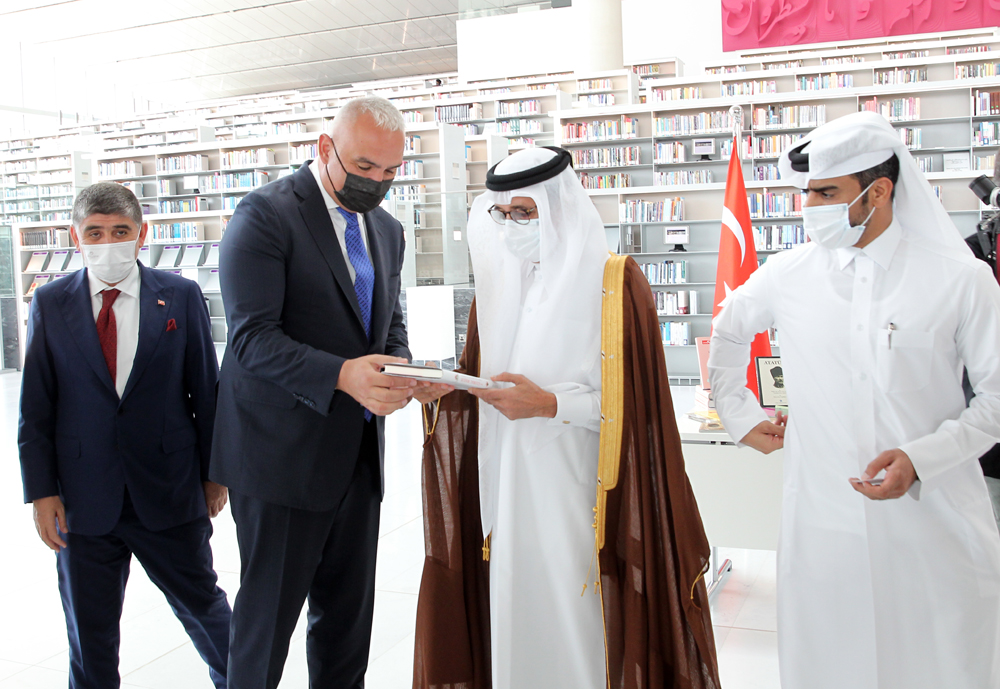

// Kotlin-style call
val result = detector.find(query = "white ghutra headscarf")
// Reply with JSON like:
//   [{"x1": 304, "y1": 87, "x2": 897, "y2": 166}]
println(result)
[{"x1": 778, "y1": 111, "x2": 970, "y2": 254}]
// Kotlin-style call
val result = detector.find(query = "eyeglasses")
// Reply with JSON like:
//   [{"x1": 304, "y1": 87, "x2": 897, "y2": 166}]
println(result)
[{"x1": 488, "y1": 205, "x2": 537, "y2": 225}]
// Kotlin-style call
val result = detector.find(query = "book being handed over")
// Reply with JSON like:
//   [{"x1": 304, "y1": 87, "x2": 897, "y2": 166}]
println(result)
[{"x1": 380, "y1": 363, "x2": 513, "y2": 391}]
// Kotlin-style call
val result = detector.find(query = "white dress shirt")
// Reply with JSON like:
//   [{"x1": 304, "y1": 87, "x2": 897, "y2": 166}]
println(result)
[
  {"x1": 88, "y1": 261, "x2": 141, "y2": 398},
  {"x1": 709, "y1": 217, "x2": 1000, "y2": 688},
  {"x1": 309, "y1": 158, "x2": 372, "y2": 284}
]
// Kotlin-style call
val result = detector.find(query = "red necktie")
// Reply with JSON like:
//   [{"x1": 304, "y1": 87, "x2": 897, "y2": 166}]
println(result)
[{"x1": 97, "y1": 289, "x2": 121, "y2": 385}]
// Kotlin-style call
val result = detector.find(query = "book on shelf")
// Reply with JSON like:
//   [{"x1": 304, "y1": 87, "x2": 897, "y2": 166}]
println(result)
[
  {"x1": 655, "y1": 170, "x2": 714, "y2": 186},
  {"x1": 435, "y1": 103, "x2": 483, "y2": 123},
  {"x1": 221, "y1": 149, "x2": 273, "y2": 169},
  {"x1": 654, "y1": 289, "x2": 698, "y2": 315},
  {"x1": 158, "y1": 198, "x2": 211, "y2": 215},
  {"x1": 404, "y1": 135, "x2": 422, "y2": 155},
  {"x1": 956, "y1": 63, "x2": 999, "y2": 80},
  {"x1": 203, "y1": 269, "x2": 221, "y2": 292},
  {"x1": 754, "y1": 224, "x2": 805, "y2": 250},
  {"x1": 748, "y1": 191, "x2": 802, "y2": 219},
  {"x1": 49, "y1": 249, "x2": 71, "y2": 272},
  {"x1": 178, "y1": 244, "x2": 204, "y2": 267},
  {"x1": 497, "y1": 100, "x2": 541, "y2": 117},
  {"x1": 579, "y1": 172, "x2": 632, "y2": 189},
  {"x1": 156, "y1": 245, "x2": 182, "y2": 268},
  {"x1": 975, "y1": 90, "x2": 1000, "y2": 116},
  {"x1": 25, "y1": 251, "x2": 50, "y2": 272},
  {"x1": 875, "y1": 68, "x2": 927, "y2": 85},
  {"x1": 696, "y1": 336, "x2": 711, "y2": 390},
  {"x1": 99, "y1": 160, "x2": 143, "y2": 178},
  {"x1": 724, "y1": 80, "x2": 777, "y2": 97},
  {"x1": 860, "y1": 97, "x2": 921, "y2": 121},
  {"x1": 204, "y1": 243, "x2": 221, "y2": 267},
  {"x1": 572, "y1": 146, "x2": 641, "y2": 168},
  {"x1": 137, "y1": 245, "x2": 151, "y2": 265},
  {"x1": 752, "y1": 105, "x2": 826, "y2": 130},
  {"x1": 66, "y1": 251, "x2": 83, "y2": 271},
  {"x1": 620, "y1": 198, "x2": 684, "y2": 223},
  {"x1": 654, "y1": 112, "x2": 732, "y2": 137},
  {"x1": 661, "y1": 321, "x2": 691, "y2": 347},
  {"x1": 639, "y1": 260, "x2": 688, "y2": 284},
  {"x1": 563, "y1": 116, "x2": 639, "y2": 142},
  {"x1": 796, "y1": 73, "x2": 852, "y2": 91},
  {"x1": 158, "y1": 154, "x2": 210, "y2": 173},
  {"x1": 25, "y1": 274, "x2": 50, "y2": 297}
]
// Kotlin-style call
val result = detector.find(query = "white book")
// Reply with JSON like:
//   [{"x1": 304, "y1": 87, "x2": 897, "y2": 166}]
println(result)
[
  {"x1": 50, "y1": 273, "x2": 70, "y2": 281},
  {"x1": 66, "y1": 251, "x2": 84, "y2": 271},
  {"x1": 178, "y1": 244, "x2": 204, "y2": 267},
  {"x1": 157, "y1": 245, "x2": 182, "y2": 268},
  {"x1": 204, "y1": 243, "x2": 221, "y2": 267},
  {"x1": 181, "y1": 267, "x2": 199, "y2": 282},
  {"x1": 137, "y1": 246, "x2": 152, "y2": 265},
  {"x1": 50, "y1": 250, "x2": 71, "y2": 271},
  {"x1": 26, "y1": 274, "x2": 51, "y2": 297},
  {"x1": 25, "y1": 251, "x2": 50, "y2": 273},
  {"x1": 380, "y1": 363, "x2": 513, "y2": 391},
  {"x1": 203, "y1": 269, "x2": 221, "y2": 292}
]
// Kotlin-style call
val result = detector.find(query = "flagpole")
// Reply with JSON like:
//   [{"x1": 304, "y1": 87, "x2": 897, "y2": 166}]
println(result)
[{"x1": 729, "y1": 104, "x2": 743, "y2": 157}]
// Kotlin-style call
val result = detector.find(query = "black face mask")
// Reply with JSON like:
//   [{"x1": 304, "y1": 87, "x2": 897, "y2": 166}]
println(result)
[{"x1": 324, "y1": 139, "x2": 393, "y2": 214}]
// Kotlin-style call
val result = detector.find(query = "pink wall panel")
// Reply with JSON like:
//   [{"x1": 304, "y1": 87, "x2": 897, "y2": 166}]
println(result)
[{"x1": 722, "y1": 0, "x2": 1000, "y2": 52}]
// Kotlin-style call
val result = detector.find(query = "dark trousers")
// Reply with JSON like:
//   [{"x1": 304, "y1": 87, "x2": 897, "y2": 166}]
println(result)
[
  {"x1": 57, "y1": 489, "x2": 232, "y2": 689},
  {"x1": 227, "y1": 420, "x2": 382, "y2": 689}
]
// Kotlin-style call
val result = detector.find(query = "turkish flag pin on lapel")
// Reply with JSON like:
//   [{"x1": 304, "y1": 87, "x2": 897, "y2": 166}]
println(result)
[{"x1": 157, "y1": 300, "x2": 165, "y2": 306}]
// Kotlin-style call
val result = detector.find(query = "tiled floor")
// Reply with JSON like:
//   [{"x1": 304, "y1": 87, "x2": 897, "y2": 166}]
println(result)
[{"x1": 0, "y1": 371, "x2": 779, "y2": 688}]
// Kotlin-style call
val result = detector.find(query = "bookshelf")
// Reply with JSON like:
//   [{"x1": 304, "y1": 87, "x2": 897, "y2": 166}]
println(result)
[
  {"x1": 5, "y1": 31, "x2": 1000, "y2": 376},
  {"x1": 556, "y1": 32, "x2": 1000, "y2": 382}
]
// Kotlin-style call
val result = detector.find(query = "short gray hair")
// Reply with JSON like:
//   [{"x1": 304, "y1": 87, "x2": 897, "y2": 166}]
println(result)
[
  {"x1": 73, "y1": 182, "x2": 143, "y2": 229},
  {"x1": 332, "y1": 97, "x2": 405, "y2": 133}
]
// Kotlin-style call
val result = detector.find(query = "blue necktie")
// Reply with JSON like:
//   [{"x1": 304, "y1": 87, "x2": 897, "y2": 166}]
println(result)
[{"x1": 336, "y1": 207, "x2": 375, "y2": 421}]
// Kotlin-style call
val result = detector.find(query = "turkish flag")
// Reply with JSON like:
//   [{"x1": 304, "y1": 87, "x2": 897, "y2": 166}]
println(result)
[{"x1": 712, "y1": 135, "x2": 772, "y2": 399}]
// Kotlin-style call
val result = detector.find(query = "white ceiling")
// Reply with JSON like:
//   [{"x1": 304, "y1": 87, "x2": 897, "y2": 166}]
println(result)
[{"x1": 1, "y1": 0, "x2": 535, "y2": 120}]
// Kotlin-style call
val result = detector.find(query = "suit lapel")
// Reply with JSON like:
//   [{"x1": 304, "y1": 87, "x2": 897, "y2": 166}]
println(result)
[
  {"x1": 58, "y1": 270, "x2": 116, "y2": 393},
  {"x1": 363, "y1": 210, "x2": 391, "y2": 346},
  {"x1": 295, "y1": 166, "x2": 365, "y2": 331},
  {"x1": 121, "y1": 265, "x2": 170, "y2": 402}
]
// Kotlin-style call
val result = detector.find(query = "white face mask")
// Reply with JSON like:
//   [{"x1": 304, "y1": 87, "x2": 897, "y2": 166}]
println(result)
[
  {"x1": 503, "y1": 219, "x2": 541, "y2": 263},
  {"x1": 82, "y1": 240, "x2": 138, "y2": 284},
  {"x1": 802, "y1": 182, "x2": 877, "y2": 250}
]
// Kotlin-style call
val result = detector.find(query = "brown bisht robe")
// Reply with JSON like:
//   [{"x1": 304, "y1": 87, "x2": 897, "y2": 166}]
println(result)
[{"x1": 413, "y1": 255, "x2": 719, "y2": 689}]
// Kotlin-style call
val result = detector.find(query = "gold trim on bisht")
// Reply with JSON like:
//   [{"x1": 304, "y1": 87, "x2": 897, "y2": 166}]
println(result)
[{"x1": 595, "y1": 253, "x2": 627, "y2": 550}]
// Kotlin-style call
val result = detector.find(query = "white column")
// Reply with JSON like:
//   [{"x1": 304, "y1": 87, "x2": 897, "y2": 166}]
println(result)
[{"x1": 572, "y1": 0, "x2": 624, "y2": 73}]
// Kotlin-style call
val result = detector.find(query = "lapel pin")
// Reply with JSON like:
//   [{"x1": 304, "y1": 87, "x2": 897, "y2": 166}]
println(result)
[{"x1": 157, "y1": 300, "x2": 165, "y2": 306}]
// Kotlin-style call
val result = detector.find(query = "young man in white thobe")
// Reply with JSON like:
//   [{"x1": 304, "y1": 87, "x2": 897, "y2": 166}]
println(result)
[{"x1": 710, "y1": 111, "x2": 1000, "y2": 689}]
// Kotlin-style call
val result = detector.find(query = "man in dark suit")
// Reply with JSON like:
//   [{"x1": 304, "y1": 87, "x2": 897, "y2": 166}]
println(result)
[
  {"x1": 212, "y1": 97, "x2": 445, "y2": 688},
  {"x1": 18, "y1": 182, "x2": 232, "y2": 689}
]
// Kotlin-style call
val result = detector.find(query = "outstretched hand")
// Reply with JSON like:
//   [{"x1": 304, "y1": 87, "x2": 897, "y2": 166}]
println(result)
[
  {"x1": 739, "y1": 410, "x2": 787, "y2": 454},
  {"x1": 469, "y1": 373, "x2": 557, "y2": 421},
  {"x1": 337, "y1": 354, "x2": 416, "y2": 416},
  {"x1": 850, "y1": 448, "x2": 917, "y2": 500}
]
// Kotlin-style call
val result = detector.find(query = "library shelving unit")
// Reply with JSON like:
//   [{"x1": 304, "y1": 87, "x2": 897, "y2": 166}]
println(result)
[
  {"x1": 555, "y1": 30, "x2": 1000, "y2": 382},
  {"x1": 628, "y1": 57, "x2": 684, "y2": 89}
]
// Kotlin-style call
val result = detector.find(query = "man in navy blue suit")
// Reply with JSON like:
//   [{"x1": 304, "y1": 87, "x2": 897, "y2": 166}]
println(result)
[
  {"x1": 211, "y1": 97, "x2": 447, "y2": 688},
  {"x1": 19, "y1": 182, "x2": 232, "y2": 688}
]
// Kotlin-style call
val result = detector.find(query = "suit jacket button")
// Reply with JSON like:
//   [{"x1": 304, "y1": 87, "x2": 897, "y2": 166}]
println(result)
[{"x1": 117, "y1": 408, "x2": 124, "y2": 416}]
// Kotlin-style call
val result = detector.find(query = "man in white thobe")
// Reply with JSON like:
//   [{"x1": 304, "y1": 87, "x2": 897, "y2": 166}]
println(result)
[
  {"x1": 710, "y1": 112, "x2": 1000, "y2": 689},
  {"x1": 469, "y1": 147, "x2": 608, "y2": 688}
]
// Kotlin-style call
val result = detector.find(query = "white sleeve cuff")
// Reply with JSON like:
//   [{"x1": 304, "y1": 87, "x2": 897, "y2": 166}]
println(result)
[{"x1": 550, "y1": 390, "x2": 600, "y2": 429}]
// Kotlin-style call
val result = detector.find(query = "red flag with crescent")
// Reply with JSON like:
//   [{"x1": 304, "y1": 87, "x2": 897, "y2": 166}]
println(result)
[{"x1": 712, "y1": 134, "x2": 772, "y2": 399}]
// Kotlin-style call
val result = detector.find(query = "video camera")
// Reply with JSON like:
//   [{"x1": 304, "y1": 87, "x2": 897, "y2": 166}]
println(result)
[{"x1": 969, "y1": 175, "x2": 1000, "y2": 266}]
